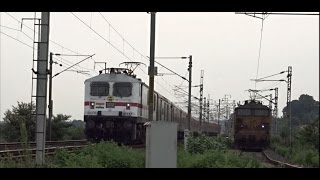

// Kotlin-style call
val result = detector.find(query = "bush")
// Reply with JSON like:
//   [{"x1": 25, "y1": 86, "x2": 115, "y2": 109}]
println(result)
[
  {"x1": 186, "y1": 135, "x2": 227, "y2": 154},
  {"x1": 179, "y1": 135, "x2": 262, "y2": 168},
  {"x1": 51, "y1": 141, "x2": 144, "y2": 168},
  {"x1": 177, "y1": 149, "x2": 262, "y2": 168}
]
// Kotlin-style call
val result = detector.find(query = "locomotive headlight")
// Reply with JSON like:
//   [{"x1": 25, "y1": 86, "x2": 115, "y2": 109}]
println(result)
[
  {"x1": 90, "y1": 102, "x2": 95, "y2": 109},
  {"x1": 261, "y1": 124, "x2": 265, "y2": 128},
  {"x1": 126, "y1": 103, "x2": 130, "y2": 110}
]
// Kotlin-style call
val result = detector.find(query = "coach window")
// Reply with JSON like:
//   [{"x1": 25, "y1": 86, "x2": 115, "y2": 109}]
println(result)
[
  {"x1": 113, "y1": 82, "x2": 132, "y2": 97},
  {"x1": 90, "y1": 82, "x2": 109, "y2": 96}
]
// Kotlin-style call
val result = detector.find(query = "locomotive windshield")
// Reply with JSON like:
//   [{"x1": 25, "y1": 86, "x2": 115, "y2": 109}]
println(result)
[
  {"x1": 254, "y1": 109, "x2": 269, "y2": 116},
  {"x1": 90, "y1": 82, "x2": 109, "y2": 96},
  {"x1": 237, "y1": 109, "x2": 251, "y2": 116},
  {"x1": 113, "y1": 82, "x2": 132, "y2": 97}
]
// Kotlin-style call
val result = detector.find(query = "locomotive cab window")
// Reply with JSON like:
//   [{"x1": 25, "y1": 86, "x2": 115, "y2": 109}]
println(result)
[
  {"x1": 237, "y1": 109, "x2": 251, "y2": 116},
  {"x1": 254, "y1": 109, "x2": 269, "y2": 116},
  {"x1": 90, "y1": 82, "x2": 109, "y2": 96},
  {"x1": 113, "y1": 82, "x2": 132, "y2": 97}
]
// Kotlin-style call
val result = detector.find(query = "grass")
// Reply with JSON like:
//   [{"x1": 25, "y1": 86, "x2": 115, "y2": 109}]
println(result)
[
  {"x1": 1, "y1": 137, "x2": 264, "y2": 168},
  {"x1": 271, "y1": 137, "x2": 319, "y2": 167}
]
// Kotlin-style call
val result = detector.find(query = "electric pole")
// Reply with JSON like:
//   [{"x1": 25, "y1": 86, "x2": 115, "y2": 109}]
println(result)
[
  {"x1": 199, "y1": 70, "x2": 204, "y2": 132},
  {"x1": 35, "y1": 12, "x2": 50, "y2": 165},
  {"x1": 187, "y1": 55, "x2": 192, "y2": 130},
  {"x1": 207, "y1": 94, "x2": 210, "y2": 123},
  {"x1": 48, "y1": 53, "x2": 53, "y2": 141},
  {"x1": 274, "y1": 87, "x2": 278, "y2": 133},
  {"x1": 218, "y1": 99, "x2": 220, "y2": 134},
  {"x1": 203, "y1": 97, "x2": 206, "y2": 125},
  {"x1": 148, "y1": 12, "x2": 156, "y2": 122},
  {"x1": 287, "y1": 66, "x2": 292, "y2": 147},
  {"x1": 269, "y1": 94, "x2": 272, "y2": 109}
]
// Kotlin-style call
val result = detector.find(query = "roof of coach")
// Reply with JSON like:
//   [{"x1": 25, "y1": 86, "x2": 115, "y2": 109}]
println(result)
[{"x1": 84, "y1": 73, "x2": 142, "y2": 84}]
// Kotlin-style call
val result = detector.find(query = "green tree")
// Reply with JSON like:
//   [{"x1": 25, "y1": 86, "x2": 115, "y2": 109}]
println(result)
[
  {"x1": 64, "y1": 120, "x2": 85, "y2": 140},
  {"x1": 298, "y1": 117, "x2": 319, "y2": 150},
  {"x1": 2, "y1": 101, "x2": 75, "y2": 142},
  {"x1": 0, "y1": 121, "x2": 5, "y2": 142},
  {"x1": 282, "y1": 94, "x2": 319, "y2": 127},
  {"x1": 50, "y1": 114, "x2": 72, "y2": 141},
  {"x1": 2, "y1": 102, "x2": 35, "y2": 142}
]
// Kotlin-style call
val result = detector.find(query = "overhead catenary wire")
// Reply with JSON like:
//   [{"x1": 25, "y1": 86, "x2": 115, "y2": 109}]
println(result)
[
  {"x1": 53, "y1": 54, "x2": 95, "y2": 78},
  {"x1": 96, "y1": 13, "x2": 190, "y2": 97},
  {"x1": 0, "y1": 30, "x2": 33, "y2": 49},
  {"x1": 255, "y1": 71, "x2": 287, "y2": 81},
  {"x1": 236, "y1": 12, "x2": 320, "y2": 16},
  {"x1": 4, "y1": 12, "x2": 103, "y2": 72},
  {"x1": 1, "y1": 29, "x2": 98, "y2": 77},
  {"x1": 254, "y1": 14, "x2": 265, "y2": 91},
  {"x1": 53, "y1": 57, "x2": 92, "y2": 73},
  {"x1": 98, "y1": 12, "x2": 145, "y2": 62},
  {"x1": 6, "y1": 12, "x2": 191, "y2": 110},
  {"x1": 71, "y1": 12, "x2": 189, "y2": 104},
  {"x1": 3, "y1": 12, "x2": 185, "y2": 109}
]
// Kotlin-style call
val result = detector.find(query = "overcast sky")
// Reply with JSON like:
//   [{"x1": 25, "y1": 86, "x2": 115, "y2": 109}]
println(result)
[{"x1": 0, "y1": 12, "x2": 319, "y2": 121}]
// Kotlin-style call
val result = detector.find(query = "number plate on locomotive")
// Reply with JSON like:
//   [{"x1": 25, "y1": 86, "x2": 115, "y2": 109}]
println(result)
[{"x1": 106, "y1": 102, "x2": 115, "y2": 108}]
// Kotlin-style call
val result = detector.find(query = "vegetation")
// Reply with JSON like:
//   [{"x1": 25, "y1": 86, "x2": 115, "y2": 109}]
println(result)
[
  {"x1": 282, "y1": 94, "x2": 319, "y2": 127},
  {"x1": 181, "y1": 135, "x2": 262, "y2": 168},
  {"x1": 178, "y1": 149, "x2": 262, "y2": 168},
  {"x1": 271, "y1": 118, "x2": 319, "y2": 167},
  {"x1": 50, "y1": 141, "x2": 144, "y2": 168},
  {"x1": 186, "y1": 134, "x2": 230, "y2": 154},
  {"x1": 1, "y1": 93, "x2": 317, "y2": 168},
  {"x1": 1, "y1": 102, "x2": 35, "y2": 142},
  {"x1": 271, "y1": 94, "x2": 319, "y2": 168},
  {"x1": 0, "y1": 101, "x2": 85, "y2": 143},
  {"x1": 1, "y1": 137, "x2": 263, "y2": 168}
]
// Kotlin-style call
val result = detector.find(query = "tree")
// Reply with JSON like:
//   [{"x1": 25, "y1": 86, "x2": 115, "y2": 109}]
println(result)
[
  {"x1": 50, "y1": 114, "x2": 72, "y2": 141},
  {"x1": 1, "y1": 101, "x2": 75, "y2": 142},
  {"x1": 298, "y1": 117, "x2": 319, "y2": 150},
  {"x1": 2, "y1": 102, "x2": 35, "y2": 142},
  {"x1": 0, "y1": 121, "x2": 5, "y2": 142},
  {"x1": 282, "y1": 94, "x2": 319, "y2": 127}
]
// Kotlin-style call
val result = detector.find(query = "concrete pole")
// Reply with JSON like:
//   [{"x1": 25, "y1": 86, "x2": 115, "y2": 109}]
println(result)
[
  {"x1": 148, "y1": 12, "x2": 156, "y2": 122},
  {"x1": 48, "y1": 52, "x2": 53, "y2": 141},
  {"x1": 35, "y1": 12, "x2": 50, "y2": 165}
]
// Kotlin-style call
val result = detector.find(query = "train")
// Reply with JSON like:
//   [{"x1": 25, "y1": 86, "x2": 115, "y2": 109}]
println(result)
[
  {"x1": 233, "y1": 100, "x2": 272, "y2": 151},
  {"x1": 84, "y1": 67, "x2": 219, "y2": 144}
]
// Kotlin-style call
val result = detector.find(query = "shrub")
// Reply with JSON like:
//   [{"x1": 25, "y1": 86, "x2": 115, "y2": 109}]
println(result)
[
  {"x1": 186, "y1": 135, "x2": 227, "y2": 154},
  {"x1": 51, "y1": 141, "x2": 144, "y2": 168},
  {"x1": 177, "y1": 149, "x2": 262, "y2": 168}
]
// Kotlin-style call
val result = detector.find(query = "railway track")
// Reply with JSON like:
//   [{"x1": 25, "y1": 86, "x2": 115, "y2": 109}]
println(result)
[
  {"x1": 235, "y1": 149, "x2": 302, "y2": 168},
  {"x1": 262, "y1": 149, "x2": 302, "y2": 168},
  {"x1": 0, "y1": 140, "x2": 89, "y2": 161},
  {"x1": 0, "y1": 139, "x2": 88, "y2": 151}
]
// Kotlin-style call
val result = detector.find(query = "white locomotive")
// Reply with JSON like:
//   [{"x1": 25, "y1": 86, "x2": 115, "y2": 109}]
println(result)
[{"x1": 84, "y1": 68, "x2": 219, "y2": 143}]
